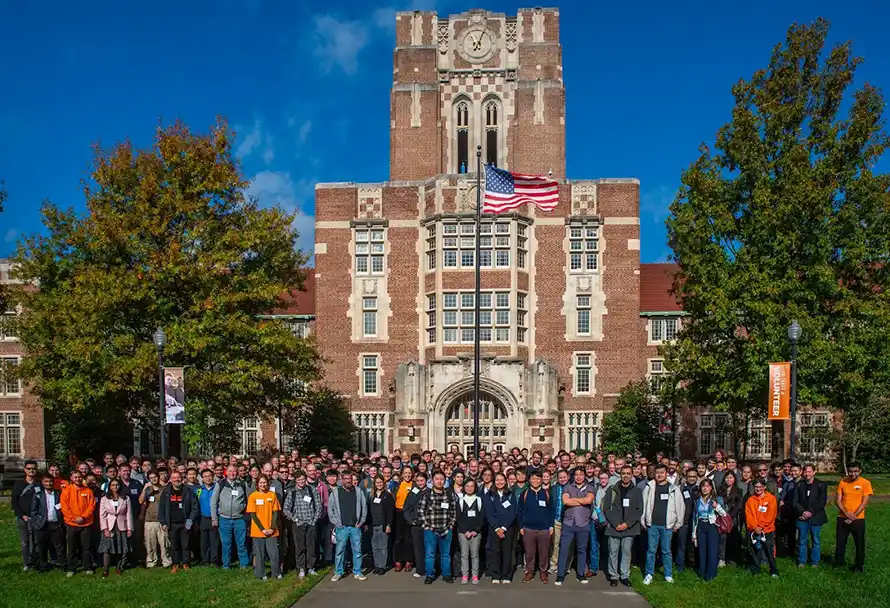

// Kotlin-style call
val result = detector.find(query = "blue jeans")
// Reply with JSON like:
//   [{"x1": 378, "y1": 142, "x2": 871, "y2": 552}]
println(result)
[
  {"x1": 423, "y1": 529, "x2": 452, "y2": 578},
  {"x1": 335, "y1": 526, "x2": 363, "y2": 576},
  {"x1": 218, "y1": 517, "x2": 249, "y2": 568},
  {"x1": 796, "y1": 519, "x2": 822, "y2": 565},
  {"x1": 645, "y1": 525, "x2": 674, "y2": 578},
  {"x1": 588, "y1": 524, "x2": 602, "y2": 572},
  {"x1": 696, "y1": 521, "x2": 719, "y2": 581},
  {"x1": 557, "y1": 524, "x2": 589, "y2": 579}
]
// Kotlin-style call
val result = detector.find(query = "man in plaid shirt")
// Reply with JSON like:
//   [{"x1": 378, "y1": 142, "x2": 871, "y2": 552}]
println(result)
[
  {"x1": 418, "y1": 470, "x2": 458, "y2": 584},
  {"x1": 283, "y1": 470, "x2": 322, "y2": 578}
]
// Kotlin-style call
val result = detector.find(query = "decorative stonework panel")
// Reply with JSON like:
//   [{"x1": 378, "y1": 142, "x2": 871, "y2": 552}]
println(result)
[
  {"x1": 571, "y1": 183, "x2": 597, "y2": 216},
  {"x1": 438, "y1": 20, "x2": 449, "y2": 54},
  {"x1": 505, "y1": 20, "x2": 517, "y2": 52},
  {"x1": 357, "y1": 187, "x2": 383, "y2": 219}
]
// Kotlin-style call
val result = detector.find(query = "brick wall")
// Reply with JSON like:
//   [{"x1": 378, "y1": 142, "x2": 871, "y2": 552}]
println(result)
[{"x1": 0, "y1": 338, "x2": 46, "y2": 465}]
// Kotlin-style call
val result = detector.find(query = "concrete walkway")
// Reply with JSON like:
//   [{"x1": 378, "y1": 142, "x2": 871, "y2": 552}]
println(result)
[{"x1": 298, "y1": 572, "x2": 649, "y2": 608}]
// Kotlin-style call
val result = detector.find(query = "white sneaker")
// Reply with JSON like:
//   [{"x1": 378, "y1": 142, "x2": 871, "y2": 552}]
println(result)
[
  {"x1": 492, "y1": 579, "x2": 500, "y2": 584},
  {"x1": 276, "y1": 574, "x2": 283, "y2": 580},
  {"x1": 665, "y1": 577, "x2": 674, "y2": 584},
  {"x1": 718, "y1": 560, "x2": 726, "y2": 568},
  {"x1": 643, "y1": 574, "x2": 653, "y2": 585},
  {"x1": 413, "y1": 572, "x2": 422, "y2": 578},
  {"x1": 502, "y1": 579, "x2": 511, "y2": 584},
  {"x1": 298, "y1": 569, "x2": 306, "y2": 578},
  {"x1": 331, "y1": 574, "x2": 342, "y2": 582},
  {"x1": 66, "y1": 572, "x2": 74, "y2": 578},
  {"x1": 262, "y1": 576, "x2": 268, "y2": 581},
  {"x1": 308, "y1": 569, "x2": 317, "y2": 575},
  {"x1": 355, "y1": 573, "x2": 367, "y2": 581}
]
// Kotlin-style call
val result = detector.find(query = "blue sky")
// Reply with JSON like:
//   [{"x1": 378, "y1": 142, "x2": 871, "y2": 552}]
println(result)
[{"x1": 1, "y1": 0, "x2": 888, "y2": 262}]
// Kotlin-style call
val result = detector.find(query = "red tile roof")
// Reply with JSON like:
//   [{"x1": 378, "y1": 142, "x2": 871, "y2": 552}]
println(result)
[
  {"x1": 640, "y1": 263, "x2": 683, "y2": 312},
  {"x1": 274, "y1": 269, "x2": 315, "y2": 316}
]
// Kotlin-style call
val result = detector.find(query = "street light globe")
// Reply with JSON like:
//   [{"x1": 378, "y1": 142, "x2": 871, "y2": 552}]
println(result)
[
  {"x1": 788, "y1": 320, "x2": 802, "y2": 342},
  {"x1": 153, "y1": 328, "x2": 167, "y2": 349}
]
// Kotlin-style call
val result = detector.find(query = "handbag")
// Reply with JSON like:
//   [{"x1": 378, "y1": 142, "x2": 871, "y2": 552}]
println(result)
[{"x1": 716, "y1": 513, "x2": 733, "y2": 535}]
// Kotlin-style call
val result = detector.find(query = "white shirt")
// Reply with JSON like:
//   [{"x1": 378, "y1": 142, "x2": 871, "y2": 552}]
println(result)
[{"x1": 45, "y1": 490, "x2": 58, "y2": 522}]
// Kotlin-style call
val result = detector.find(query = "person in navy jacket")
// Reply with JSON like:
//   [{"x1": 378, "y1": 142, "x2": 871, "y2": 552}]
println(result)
[
  {"x1": 517, "y1": 470, "x2": 553, "y2": 583},
  {"x1": 485, "y1": 472, "x2": 517, "y2": 584}
]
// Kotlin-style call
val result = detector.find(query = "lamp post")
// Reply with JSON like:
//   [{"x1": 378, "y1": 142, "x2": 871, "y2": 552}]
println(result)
[
  {"x1": 153, "y1": 328, "x2": 167, "y2": 458},
  {"x1": 787, "y1": 320, "x2": 802, "y2": 460}
]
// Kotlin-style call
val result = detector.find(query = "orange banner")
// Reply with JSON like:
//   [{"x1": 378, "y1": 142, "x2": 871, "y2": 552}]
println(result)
[{"x1": 768, "y1": 362, "x2": 791, "y2": 420}]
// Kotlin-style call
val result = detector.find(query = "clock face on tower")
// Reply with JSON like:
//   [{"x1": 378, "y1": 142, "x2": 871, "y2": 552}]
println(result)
[{"x1": 458, "y1": 25, "x2": 497, "y2": 63}]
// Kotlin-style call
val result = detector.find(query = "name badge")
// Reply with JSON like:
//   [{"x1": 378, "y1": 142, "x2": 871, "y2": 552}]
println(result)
[
  {"x1": 374, "y1": 497, "x2": 382, "y2": 504},
  {"x1": 302, "y1": 495, "x2": 312, "y2": 503},
  {"x1": 778, "y1": 488, "x2": 782, "y2": 494},
  {"x1": 538, "y1": 500, "x2": 547, "y2": 507},
  {"x1": 256, "y1": 499, "x2": 265, "y2": 505},
  {"x1": 683, "y1": 491, "x2": 690, "y2": 499},
  {"x1": 112, "y1": 500, "x2": 119, "y2": 508},
  {"x1": 412, "y1": 487, "x2": 420, "y2": 494},
  {"x1": 130, "y1": 489, "x2": 138, "y2": 495},
  {"x1": 660, "y1": 494, "x2": 669, "y2": 501},
  {"x1": 440, "y1": 501, "x2": 449, "y2": 509},
  {"x1": 758, "y1": 505, "x2": 767, "y2": 513},
  {"x1": 54, "y1": 504, "x2": 62, "y2": 510},
  {"x1": 231, "y1": 490, "x2": 240, "y2": 496},
  {"x1": 467, "y1": 509, "x2": 476, "y2": 517},
  {"x1": 622, "y1": 498, "x2": 630, "y2": 507},
  {"x1": 807, "y1": 490, "x2": 810, "y2": 497},
  {"x1": 149, "y1": 496, "x2": 156, "y2": 503},
  {"x1": 81, "y1": 492, "x2": 89, "y2": 498},
  {"x1": 854, "y1": 486, "x2": 861, "y2": 491},
  {"x1": 502, "y1": 500, "x2": 511, "y2": 509}
]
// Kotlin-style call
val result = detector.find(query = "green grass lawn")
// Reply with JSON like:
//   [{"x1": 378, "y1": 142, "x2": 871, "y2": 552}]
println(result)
[
  {"x1": 634, "y1": 502, "x2": 890, "y2": 608},
  {"x1": 0, "y1": 510, "x2": 327, "y2": 608}
]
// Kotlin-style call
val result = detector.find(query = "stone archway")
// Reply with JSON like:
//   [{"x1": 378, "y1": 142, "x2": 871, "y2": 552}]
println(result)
[{"x1": 444, "y1": 390, "x2": 509, "y2": 456}]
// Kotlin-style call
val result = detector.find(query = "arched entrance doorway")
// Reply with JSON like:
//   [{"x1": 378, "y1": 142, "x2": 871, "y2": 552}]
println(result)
[{"x1": 445, "y1": 391, "x2": 508, "y2": 456}]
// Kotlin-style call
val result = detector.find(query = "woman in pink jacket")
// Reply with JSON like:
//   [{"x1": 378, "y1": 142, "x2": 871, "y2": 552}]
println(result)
[{"x1": 98, "y1": 478, "x2": 133, "y2": 577}]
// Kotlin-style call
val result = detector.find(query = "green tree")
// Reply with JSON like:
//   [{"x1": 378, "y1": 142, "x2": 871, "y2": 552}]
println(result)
[
  {"x1": 8, "y1": 120, "x2": 322, "y2": 457},
  {"x1": 290, "y1": 387, "x2": 357, "y2": 454},
  {"x1": 601, "y1": 380, "x2": 670, "y2": 456},
  {"x1": 663, "y1": 19, "x2": 890, "y2": 448}
]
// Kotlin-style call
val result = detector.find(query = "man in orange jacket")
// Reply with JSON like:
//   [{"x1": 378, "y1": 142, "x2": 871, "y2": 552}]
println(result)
[
  {"x1": 60, "y1": 470, "x2": 97, "y2": 576},
  {"x1": 745, "y1": 478, "x2": 779, "y2": 577}
]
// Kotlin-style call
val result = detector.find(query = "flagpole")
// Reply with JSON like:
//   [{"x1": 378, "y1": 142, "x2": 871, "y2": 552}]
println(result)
[{"x1": 473, "y1": 145, "x2": 482, "y2": 458}]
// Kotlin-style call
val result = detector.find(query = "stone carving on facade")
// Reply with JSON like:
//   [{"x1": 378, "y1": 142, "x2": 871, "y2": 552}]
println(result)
[
  {"x1": 505, "y1": 20, "x2": 517, "y2": 52},
  {"x1": 577, "y1": 275, "x2": 591, "y2": 293},
  {"x1": 536, "y1": 359, "x2": 547, "y2": 407},
  {"x1": 438, "y1": 21, "x2": 449, "y2": 54},
  {"x1": 571, "y1": 183, "x2": 597, "y2": 216},
  {"x1": 362, "y1": 279, "x2": 377, "y2": 294},
  {"x1": 357, "y1": 187, "x2": 383, "y2": 219},
  {"x1": 406, "y1": 360, "x2": 417, "y2": 412}
]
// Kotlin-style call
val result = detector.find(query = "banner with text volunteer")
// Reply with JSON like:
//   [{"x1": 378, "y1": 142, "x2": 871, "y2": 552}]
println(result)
[
  {"x1": 164, "y1": 367, "x2": 186, "y2": 424},
  {"x1": 767, "y1": 362, "x2": 790, "y2": 420}
]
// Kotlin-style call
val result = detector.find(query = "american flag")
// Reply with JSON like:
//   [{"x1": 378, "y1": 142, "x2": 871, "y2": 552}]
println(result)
[{"x1": 483, "y1": 164, "x2": 559, "y2": 214}]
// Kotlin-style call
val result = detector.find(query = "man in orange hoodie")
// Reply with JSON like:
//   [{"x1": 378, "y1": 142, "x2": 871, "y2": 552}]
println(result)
[
  {"x1": 745, "y1": 478, "x2": 779, "y2": 577},
  {"x1": 60, "y1": 470, "x2": 97, "y2": 577}
]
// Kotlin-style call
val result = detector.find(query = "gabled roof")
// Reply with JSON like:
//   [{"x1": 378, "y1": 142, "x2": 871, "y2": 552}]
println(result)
[
  {"x1": 273, "y1": 269, "x2": 315, "y2": 316},
  {"x1": 640, "y1": 263, "x2": 683, "y2": 312}
]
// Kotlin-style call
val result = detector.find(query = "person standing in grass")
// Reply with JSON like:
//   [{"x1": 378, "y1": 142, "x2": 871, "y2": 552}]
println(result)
[
  {"x1": 692, "y1": 479, "x2": 726, "y2": 582},
  {"x1": 791, "y1": 463, "x2": 827, "y2": 568},
  {"x1": 247, "y1": 476, "x2": 283, "y2": 580},
  {"x1": 834, "y1": 461, "x2": 873, "y2": 573},
  {"x1": 196, "y1": 469, "x2": 219, "y2": 566},
  {"x1": 30, "y1": 472, "x2": 67, "y2": 573},
  {"x1": 12, "y1": 459, "x2": 38, "y2": 572},
  {"x1": 744, "y1": 478, "x2": 778, "y2": 578},
  {"x1": 211, "y1": 465, "x2": 250, "y2": 569},
  {"x1": 642, "y1": 464, "x2": 685, "y2": 585},
  {"x1": 61, "y1": 470, "x2": 97, "y2": 577},
  {"x1": 140, "y1": 470, "x2": 172, "y2": 568},
  {"x1": 159, "y1": 471, "x2": 199, "y2": 573},
  {"x1": 98, "y1": 478, "x2": 133, "y2": 577},
  {"x1": 283, "y1": 469, "x2": 322, "y2": 579}
]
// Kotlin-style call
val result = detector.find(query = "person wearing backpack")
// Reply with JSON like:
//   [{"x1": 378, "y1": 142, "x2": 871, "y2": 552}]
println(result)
[
  {"x1": 517, "y1": 470, "x2": 553, "y2": 584},
  {"x1": 283, "y1": 469, "x2": 322, "y2": 578}
]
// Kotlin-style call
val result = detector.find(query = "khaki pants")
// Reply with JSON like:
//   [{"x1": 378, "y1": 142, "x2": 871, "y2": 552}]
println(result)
[
  {"x1": 144, "y1": 521, "x2": 172, "y2": 568},
  {"x1": 550, "y1": 521, "x2": 562, "y2": 571}
]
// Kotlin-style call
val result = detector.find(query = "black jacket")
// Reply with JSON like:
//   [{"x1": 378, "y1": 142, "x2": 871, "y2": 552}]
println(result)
[
  {"x1": 402, "y1": 486, "x2": 424, "y2": 526},
  {"x1": 369, "y1": 490, "x2": 395, "y2": 528},
  {"x1": 456, "y1": 495, "x2": 485, "y2": 534},
  {"x1": 679, "y1": 483, "x2": 699, "y2": 525},
  {"x1": 158, "y1": 484, "x2": 200, "y2": 526},
  {"x1": 603, "y1": 482, "x2": 643, "y2": 538},
  {"x1": 719, "y1": 486, "x2": 744, "y2": 521},
  {"x1": 12, "y1": 479, "x2": 37, "y2": 519},
  {"x1": 791, "y1": 479, "x2": 828, "y2": 527},
  {"x1": 29, "y1": 487, "x2": 63, "y2": 530}
]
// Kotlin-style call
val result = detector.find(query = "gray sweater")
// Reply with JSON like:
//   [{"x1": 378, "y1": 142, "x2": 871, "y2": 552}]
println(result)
[
  {"x1": 210, "y1": 478, "x2": 249, "y2": 522},
  {"x1": 328, "y1": 486, "x2": 367, "y2": 529}
]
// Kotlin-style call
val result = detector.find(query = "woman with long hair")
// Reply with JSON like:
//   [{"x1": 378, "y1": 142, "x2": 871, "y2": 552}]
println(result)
[
  {"x1": 98, "y1": 479, "x2": 133, "y2": 577},
  {"x1": 692, "y1": 479, "x2": 726, "y2": 581},
  {"x1": 392, "y1": 467, "x2": 415, "y2": 572},
  {"x1": 457, "y1": 478, "x2": 484, "y2": 585},
  {"x1": 369, "y1": 476, "x2": 395, "y2": 575},
  {"x1": 718, "y1": 471, "x2": 744, "y2": 566},
  {"x1": 485, "y1": 472, "x2": 517, "y2": 584}
]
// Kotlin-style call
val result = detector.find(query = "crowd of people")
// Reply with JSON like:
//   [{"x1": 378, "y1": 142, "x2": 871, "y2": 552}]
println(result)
[{"x1": 10, "y1": 446, "x2": 874, "y2": 587}]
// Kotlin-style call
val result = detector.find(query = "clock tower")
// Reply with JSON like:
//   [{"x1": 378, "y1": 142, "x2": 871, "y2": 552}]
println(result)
[{"x1": 389, "y1": 8, "x2": 566, "y2": 181}]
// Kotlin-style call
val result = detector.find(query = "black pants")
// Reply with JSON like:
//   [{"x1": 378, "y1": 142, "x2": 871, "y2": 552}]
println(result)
[
  {"x1": 279, "y1": 518, "x2": 292, "y2": 571},
  {"x1": 292, "y1": 523, "x2": 317, "y2": 571},
  {"x1": 487, "y1": 526, "x2": 515, "y2": 580},
  {"x1": 66, "y1": 525, "x2": 92, "y2": 573},
  {"x1": 673, "y1": 523, "x2": 694, "y2": 570},
  {"x1": 393, "y1": 511, "x2": 413, "y2": 564},
  {"x1": 200, "y1": 518, "x2": 219, "y2": 565},
  {"x1": 36, "y1": 522, "x2": 67, "y2": 570},
  {"x1": 169, "y1": 523, "x2": 191, "y2": 566},
  {"x1": 834, "y1": 518, "x2": 866, "y2": 569},
  {"x1": 410, "y1": 525, "x2": 426, "y2": 576},
  {"x1": 749, "y1": 531, "x2": 778, "y2": 575},
  {"x1": 317, "y1": 517, "x2": 333, "y2": 566}
]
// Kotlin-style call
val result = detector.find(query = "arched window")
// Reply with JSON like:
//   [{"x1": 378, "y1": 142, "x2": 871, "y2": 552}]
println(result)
[
  {"x1": 445, "y1": 391, "x2": 508, "y2": 456},
  {"x1": 455, "y1": 100, "x2": 470, "y2": 173},
  {"x1": 484, "y1": 98, "x2": 500, "y2": 167}
]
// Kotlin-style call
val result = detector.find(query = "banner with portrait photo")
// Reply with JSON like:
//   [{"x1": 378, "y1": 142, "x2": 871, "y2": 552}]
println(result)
[{"x1": 164, "y1": 367, "x2": 186, "y2": 424}]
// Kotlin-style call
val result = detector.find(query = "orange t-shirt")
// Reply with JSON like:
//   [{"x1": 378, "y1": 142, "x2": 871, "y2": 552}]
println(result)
[
  {"x1": 395, "y1": 481, "x2": 412, "y2": 510},
  {"x1": 837, "y1": 477, "x2": 873, "y2": 520},
  {"x1": 246, "y1": 490, "x2": 280, "y2": 538}
]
